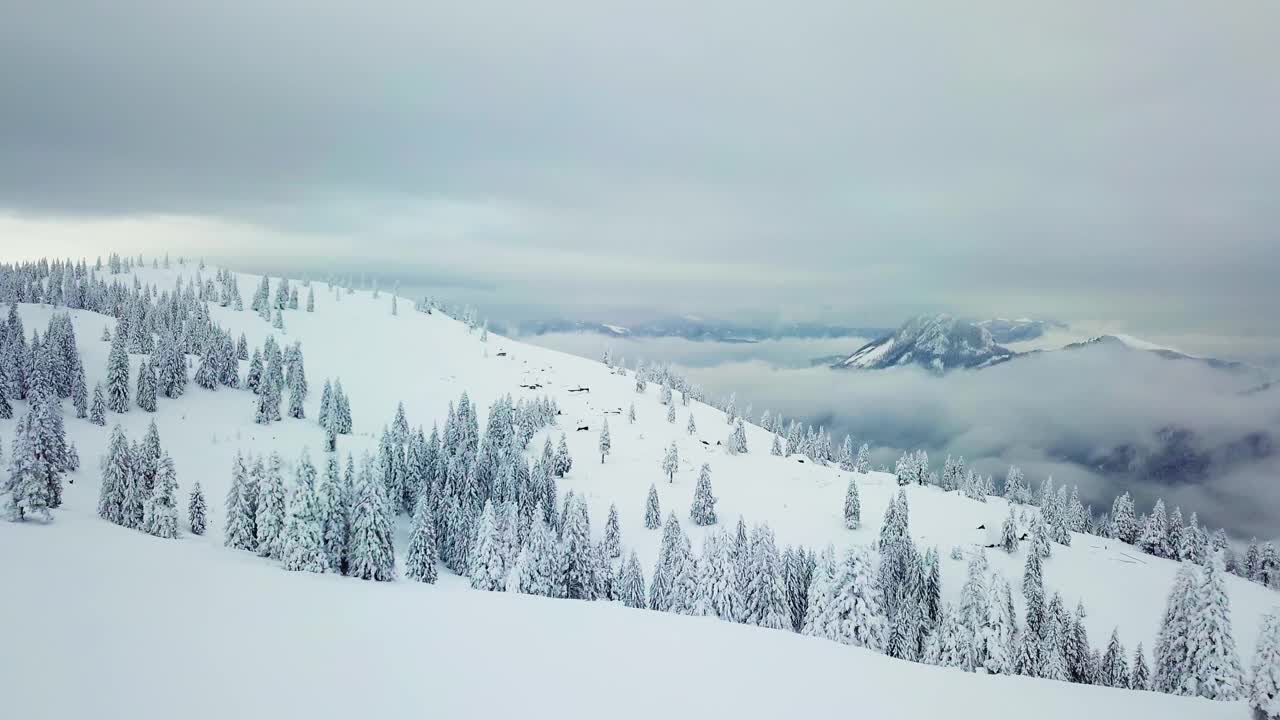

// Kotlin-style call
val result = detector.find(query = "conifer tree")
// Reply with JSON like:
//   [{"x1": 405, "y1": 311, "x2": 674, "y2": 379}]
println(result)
[
  {"x1": 97, "y1": 425, "x2": 130, "y2": 524},
  {"x1": 404, "y1": 495, "x2": 438, "y2": 583},
  {"x1": 690, "y1": 463, "x2": 717, "y2": 525},
  {"x1": 282, "y1": 480, "x2": 328, "y2": 574},
  {"x1": 136, "y1": 359, "x2": 158, "y2": 411},
  {"x1": 4, "y1": 414, "x2": 52, "y2": 521},
  {"x1": 188, "y1": 481, "x2": 207, "y2": 536},
  {"x1": 553, "y1": 433, "x2": 572, "y2": 477},
  {"x1": 826, "y1": 546, "x2": 887, "y2": 650},
  {"x1": 1249, "y1": 609, "x2": 1280, "y2": 719},
  {"x1": 1132, "y1": 643, "x2": 1151, "y2": 690},
  {"x1": 770, "y1": 433, "x2": 782, "y2": 456},
  {"x1": 70, "y1": 355, "x2": 87, "y2": 418},
  {"x1": 843, "y1": 478, "x2": 861, "y2": 530},
  {"x1": 686, "y1": 412, "x2": 696, "y2": 436},
  {"x1": 644, "y1": 484, "x2": 661, "y2": 529},
  {"x1": 742, "y1": 524, "x2": 790, "y2": 630},
  {"x1": 246, "y1": 349, "x2": 263, "y2": 394},
  {"x1": 1101, "y1": 627, "x2": 1130, "y2": 688},
  {"x1": 512, "y1": 507, "x2": 561, "y2": 597},
  {"x1": 662, "y1": 441, "x2": 678, "y2": 483},
  {"x1": 348, "y1": 455, "x2": 396, "y2": 581},
  {"x1": 561, "y1": 495, "x2": 596, "y2": 600},
  {"x1": 1184, "y1": 554, "x2": 1243, "y2": 699},
  {"x1": 1023, "y1": 549, "x2": 1045, "y2": 638},
  {"x1": 598, "y1": 419, "x2": 611, "y2": 464},
  {"x1": 603, "y1": 503, "x2": 622, "y2": 558},
  {"x1": 727, "y1": 419, "x2": 747, "y2": 454},
  {"x1": 319, "y1": 452, "x2": 351, "y2": 574},
  {"x1": 143, "y1": 451, "x2": 179, "y2": 539},
  {"x1": 306, "y1": 286, "x2": 315, "y2": 312},
  {"x1": 105, "y1": 330, "x2": 131, "y2": 413},
  {"x1": 255, "y1": 453, "x2": 287, "y2": 559},
  {"x1": 619, "y1": 550, "x2": 647, "y2": 609},
  {"x1": 223, "y1": 452, "x2": 255, "y2": 550},
  {"x1": 694, "y1": 530, "x2": 741, "y2": 621},
  {"x1": 1154, "y1": 562, "x2": 1200, "y2": 693},
  {"x1": 469, "y1": 501, "x2": 506, "y2": 591},
  {"x1": 1000, "y1": 507, "x2": 1019, "y2": 553},
  {"x1": 627, "y1": 402, "x2": 636, "y2": 424}
]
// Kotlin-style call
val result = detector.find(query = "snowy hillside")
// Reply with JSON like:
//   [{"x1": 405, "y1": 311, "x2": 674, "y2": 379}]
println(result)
[{"x1": 1, "y1": 260, "x2": 1276, "y2": 719}]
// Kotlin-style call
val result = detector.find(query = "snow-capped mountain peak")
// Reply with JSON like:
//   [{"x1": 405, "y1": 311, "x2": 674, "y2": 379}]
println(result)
[{"x1": 839, "y1": 314, "x2": 1014, "y2": 372}]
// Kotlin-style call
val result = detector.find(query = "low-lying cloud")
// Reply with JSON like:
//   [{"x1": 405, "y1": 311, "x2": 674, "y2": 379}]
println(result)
[{"x1": 531, "y1": 332, "x2": 1280, "y2": 540}]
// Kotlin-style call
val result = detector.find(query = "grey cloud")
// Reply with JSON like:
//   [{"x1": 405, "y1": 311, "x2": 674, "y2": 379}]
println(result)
[{"x1": 2, "y1": 1, "x2": 1280, "y2": 334}]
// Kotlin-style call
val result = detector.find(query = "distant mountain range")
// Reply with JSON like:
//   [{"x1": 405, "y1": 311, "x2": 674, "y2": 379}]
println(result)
[
  {"x1": 833, "y1": 314, "x2": 1253, "y2": 374},
  {"x1": 507, "y1": 316, "x2": 888, "y2": 344}
]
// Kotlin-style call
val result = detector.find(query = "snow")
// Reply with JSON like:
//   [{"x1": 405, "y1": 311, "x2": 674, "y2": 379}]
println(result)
[
  {"x1": 1, "y1": 263, "x2": 1275, "y2": 718},
  {"x1": 843, "y1": 336, "x2": 895, "y2": 367}
]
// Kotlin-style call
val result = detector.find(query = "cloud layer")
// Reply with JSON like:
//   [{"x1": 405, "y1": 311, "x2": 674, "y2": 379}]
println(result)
[{"x1": 3, "y1": 1, "x2": 1280, "y2": 336}]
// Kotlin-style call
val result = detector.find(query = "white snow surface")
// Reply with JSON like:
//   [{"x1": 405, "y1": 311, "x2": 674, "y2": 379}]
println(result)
[{"x1": 1, "y1": 264, "x2": 1274, "y2": 718}]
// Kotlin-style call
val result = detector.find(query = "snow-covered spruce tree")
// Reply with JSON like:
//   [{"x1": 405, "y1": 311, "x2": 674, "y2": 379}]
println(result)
[
  {"x1": 223, "y1": 452, "x2": 252, "y2": 550},
  {"x1": 742, "y1": 524, "x2": 790, "y2": 630},
  {"x1": 136, "y1": 359, "x2": 157, "y2": 411},
  {"x1": 306, "y1": 286, "x2": 315, "y2": 312},
  {"x1": 348, "y1": 455, "x2": 396, "y2": 581},
  {"x1": 1153, "y1": 562, "x2": 1200, "y2": 693},
  {"x1": 801, "y1": 546, "x2": 837, "y2": 637},
  {"x1": 561, "y1": 495, "x2": 596, "y2": 600},
  {"x1": 662, "y1": 441, "x2": 678, "y2": 483},
  {"x1": 690, "y1": 463, "x2": 717, "y2": 526},
  {"x1": 469, "y1": 501, "x2": 506, "y2": 591},
  {"x1": 727, "y1": 419, "x2": 747, "y2": 455},
  {"x1": 1023, "y1": 549, "x2": 1045, "y2": 639},
  {"x1": 553, "y1": 432, "x2": 572, "y2": 477},
  {"x1": 512, "y1": 506, "x2": 560, "y2": 597},
  {"x1": 597, "y1": 419, "x2": 611, "y2": 464},
  {"x1": 644, "y1": 484, "x2": 661, "y2": 529},
  {"x1": 619, "y1": 550, "x2": 647, "y2": 608},
  {"x1": 826, "y1": 546, "x2": 887, "y2": 650},
  {"x1": 97, "y1": 425, "x2": 131, "y2": 524},
  {"x1": 1183, "y1": 553, "x2": 1243, "y2": 700},
  {"x1": 849, "y1": 443, "x2": 870, "y2": 471},
  {"x1": 404, "y1": 494, "x2": 438, "y2": 583},
  {"x1": 143, "y1": 451, "x2": 179, "y2": 539},
  {"x1": 693, "y1": 530, "x2": 741, "y2": 621},
  {"x1": 255, "y1": 453, "x2": 288, "y2": 559},
  {"x1": 1101, "y1": 627, "x2": 1131, "y2": 688},
  {"x1": 105, "y1": 329, "x2": 131, "y2": 413},
  {"x1": 603, "y1": 503, "x2": 622, "y2": 558},
  {"x1": 246, "y1": 349, "x2": 263, "y2": 394},
  {"x1": 1139, "y1": 498, "x2": 1171, "y2": 558},
  {"x1": 71, "y1": 354, "x2": 87, "y2": 418},
  {"x1": 282, "y1": 478, "x2": 328, "y2": 574},
  {"x1": 843, "y1": 478, "x2": 861, "y2": 530},
  {"x1": 1249, "y1": 609, "x2": 1280, "y2": 719},
  {"x1": 686, "y1": 412, "x2": 696, "y2": 436},
  {"x1": 92, "y1": 384, "x2": 108, "y2": 427},
  {"x1": 1110, "y1": 491, "x2": 1139, "y2": 544},
  {"x1": 319, "y1": 452, "x2": 351, "y2": 574},
  {"x1": 665, "y1": 402, "x2": 676, "y2": 424},
  {"x1": 770, "y1": 433, "x2": 782, "y2": 456},
  {"x1": 4, "y1": 413, "x2": 52, "y2": 521},
  {"x1": 188, "y1": 481, "x2": 207, "y2": 536},
  {"x1": 1132, "y1": 643, "x2": 1151, "y2": 690},
  {"x1": 1000, "y1": 507, "x2": 1019, "y2": 553},
  {"x1": 1030, "y1": 513, "x2": 1052, "y2": 559},
  {"x1": 627, "y1": 402, "x2": 636, "y2": 424},
  {"x1": 119, "y1": 439, "x2": 147, "y2": 529}
]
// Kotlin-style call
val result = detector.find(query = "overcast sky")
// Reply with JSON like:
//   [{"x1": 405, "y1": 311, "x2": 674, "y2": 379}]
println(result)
[{"x1": 3, "y1": 1, "x2": 1279, "y2": 351}]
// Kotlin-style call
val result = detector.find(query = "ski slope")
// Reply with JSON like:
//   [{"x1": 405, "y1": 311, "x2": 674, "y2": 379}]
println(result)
[{"x1": 1, "y1": 263, "x2": 1274, "y2": 718}]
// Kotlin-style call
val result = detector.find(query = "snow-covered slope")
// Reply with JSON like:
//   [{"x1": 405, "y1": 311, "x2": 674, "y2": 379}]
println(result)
[
  {"x1": 1, "y1": 264, "x2": 1274, "y2": 718},
  {"x1": 839, "y1": 314, "x2": 1015, "y2": 371}
]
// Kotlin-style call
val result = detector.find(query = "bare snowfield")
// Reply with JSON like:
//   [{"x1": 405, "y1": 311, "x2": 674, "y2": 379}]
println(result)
[{"x1": 1, "y1": 264, "x2": 1274, "y2": 718}]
